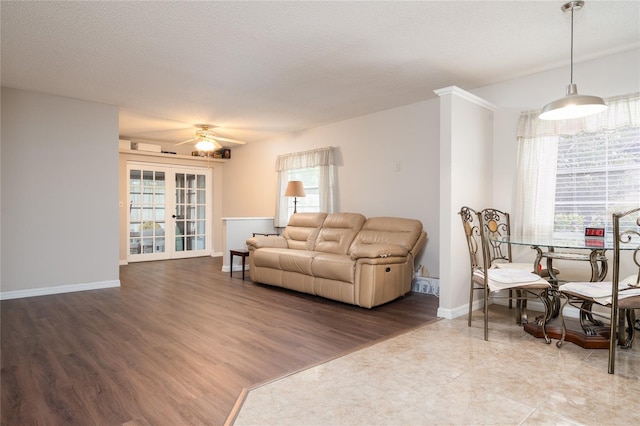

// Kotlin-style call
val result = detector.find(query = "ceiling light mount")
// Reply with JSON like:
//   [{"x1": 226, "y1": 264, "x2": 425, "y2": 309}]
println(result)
[
  {"x1": 539, "y1": 1, "x2": 607, "y2": 120},
  {"x1": 561, "y1": 1, "x2": 583, "y2": 14}
]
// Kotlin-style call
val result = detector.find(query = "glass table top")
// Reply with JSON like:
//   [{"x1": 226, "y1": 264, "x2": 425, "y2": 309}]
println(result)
[{"x1": 495, "y1": 233, "x2": 640, "y2": 251}]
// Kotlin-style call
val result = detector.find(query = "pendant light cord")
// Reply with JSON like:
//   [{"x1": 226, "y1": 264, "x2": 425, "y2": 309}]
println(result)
[{"x1": 570, "y1": 5, "x2": 574, "y2": 85}]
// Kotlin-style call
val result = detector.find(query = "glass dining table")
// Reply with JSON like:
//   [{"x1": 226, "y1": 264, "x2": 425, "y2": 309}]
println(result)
[
  {"x1": 500, "y1": 234, "x2": 610, "y2": 290},
  {"x1": 492, "y1": 233, "x2": 618, "y2": 349}
]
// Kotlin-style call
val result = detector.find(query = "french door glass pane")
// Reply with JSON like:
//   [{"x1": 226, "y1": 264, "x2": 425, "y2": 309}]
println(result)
[
  {"x1": 129, "y1": 168, "x2": 167, "y2": 255},
  {"x1": 175, "y1": 172, "x2": 207, "y2": 253},
  {"x1": 130, "y1": 170, "x2": 141, "y2": 185},
  {"x1": 129, "y1": 164, "x2": 209, "y2": 260}
]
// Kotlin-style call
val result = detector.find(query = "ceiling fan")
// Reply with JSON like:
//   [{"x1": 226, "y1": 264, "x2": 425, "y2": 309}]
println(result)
[{"x1": 175, "y1": 124, "x2": 246, "y2": 151}]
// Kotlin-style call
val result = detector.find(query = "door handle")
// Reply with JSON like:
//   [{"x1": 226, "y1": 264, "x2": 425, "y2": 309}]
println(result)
[{"x1": 172, "y1": 214, "x2": 183, "y2": 219}]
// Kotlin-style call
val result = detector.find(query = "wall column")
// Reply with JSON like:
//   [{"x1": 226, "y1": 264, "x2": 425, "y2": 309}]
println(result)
[{"x1": 435, "y1": 86, "x2": 496, "y2": 319}]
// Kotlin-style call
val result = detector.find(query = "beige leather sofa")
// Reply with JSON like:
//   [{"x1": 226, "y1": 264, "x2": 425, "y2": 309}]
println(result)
[{"x1": 245, "y1": 212, "x2": 427, "y2": 308}]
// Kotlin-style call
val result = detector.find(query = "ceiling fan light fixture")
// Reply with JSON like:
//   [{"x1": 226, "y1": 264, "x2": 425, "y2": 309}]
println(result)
[
  {"x1": 539, "y1": 1, "x2": 607, "y2": 121},
  {"x1": 195, "y1": 139, "x2": 216, "y2": 151}
]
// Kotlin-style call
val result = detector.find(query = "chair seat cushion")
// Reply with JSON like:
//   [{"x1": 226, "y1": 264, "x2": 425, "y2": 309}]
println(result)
[
  {"x1": 560, "y1": 275, "x2": 640, "y2": 306},
  {"x1": 473, "y1": 269, "x2": 550, "y2": 292},
  {"x1": 619, "y1": 295, "x2": 640, "y2": 309}
]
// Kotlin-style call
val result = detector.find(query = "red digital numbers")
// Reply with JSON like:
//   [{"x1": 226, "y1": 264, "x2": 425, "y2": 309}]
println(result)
[{"x1": 585, "y1": 227, "x2": 605, "y2": 237}]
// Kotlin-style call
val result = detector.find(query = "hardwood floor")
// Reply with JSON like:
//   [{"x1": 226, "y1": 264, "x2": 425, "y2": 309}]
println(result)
[{"x1": 1, "y1": 257, "x2": 439, "y2": 425}]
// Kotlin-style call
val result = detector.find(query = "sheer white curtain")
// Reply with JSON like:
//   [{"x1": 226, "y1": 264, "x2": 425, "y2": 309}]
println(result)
[
  {"x1": 515, "y1": 92, "x2": 640, "y2": 238},
  {"x1": 274, "y1": 146, "x2": 338, "y2": 227}
]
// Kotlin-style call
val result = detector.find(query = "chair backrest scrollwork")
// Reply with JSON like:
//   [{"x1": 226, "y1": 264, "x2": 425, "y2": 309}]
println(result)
[
  {"x1": 612, "y1": 206, "x2": 640, "y2": 299},
  {"x1": 459, "y1": 206, "x2": 483, "y2": 271},
  {"x1": 479, "y1": 208, "x2": 513, "y2": 266}
]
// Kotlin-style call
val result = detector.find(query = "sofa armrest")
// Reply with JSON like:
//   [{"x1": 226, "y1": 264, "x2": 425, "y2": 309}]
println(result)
[
  {"x1": 350, "y1": 244, "x2": 409, "y2": 260},
  {"x1": 246, "y1": 236, "x2": 288, "y2": 249},
  {"x1": 410, "y1": 231, "x2": 427, "y2": 258}
]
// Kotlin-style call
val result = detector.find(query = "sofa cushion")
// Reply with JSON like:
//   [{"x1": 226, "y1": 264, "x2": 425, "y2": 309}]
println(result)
[
  {"x1": 283, "y1": 212, "x2": 328, "y2": 250},
  {"x1": 311, "y1": 253, "x2": 356, "y2": 283},
  {"x1": 253, "y1": 248, "x2": 315, "y2": 275},
  {"x1": 313, "y1": 213, "x2": 366, "y2": 255},
  {"x1": 349, "y1": 217, "x2": 422, "y2": 254}
]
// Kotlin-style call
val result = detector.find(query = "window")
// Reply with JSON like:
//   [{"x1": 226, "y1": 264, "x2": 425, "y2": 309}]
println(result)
[
  {"x1": 274, "y1": 147, "x2": 338, "y2": 226},
  {"x1": 286, "y1": 167, "x2": 320, "y2": 215},
  {"x1": 515, "y1": 92, "x2": 640, "y2": 238},
  {"x1": 554, "y1": 127, "x2": 640, "y2": 235}
]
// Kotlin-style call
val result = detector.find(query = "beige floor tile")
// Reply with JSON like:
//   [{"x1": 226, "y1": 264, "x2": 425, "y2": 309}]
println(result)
[{"x1": 234, "y1": 306, "x2": 640, "y2": 425}]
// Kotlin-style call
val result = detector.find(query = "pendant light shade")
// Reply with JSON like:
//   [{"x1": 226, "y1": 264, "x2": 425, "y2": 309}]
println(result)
[
  {"x1": 539, "y1": 83, "x2": 607, "y2": 120},
  {"x1": 539, "y1": 1, "x2": 607, "y2": 121}
]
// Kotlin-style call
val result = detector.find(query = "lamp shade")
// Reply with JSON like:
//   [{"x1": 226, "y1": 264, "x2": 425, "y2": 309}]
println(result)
[
  {"x1": 539, "y1": 83, "x2": 608, "y2": 120},
  {"x1": 538, "y1": 1, "x2": 608, "y2": 121},
  {"x1": 285, "y1": 181, "x2": 305, "y2": 197}
]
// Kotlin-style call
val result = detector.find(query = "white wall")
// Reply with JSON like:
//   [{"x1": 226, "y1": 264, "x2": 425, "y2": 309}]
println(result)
[
  {"x1": 222, "y1": 99, "x2": 441, "y2": 278},
  {"x1": 222, "y1": 217, "x2": 277, "y2": 272},
  {"x1": 1, "y1": 88, "x2": 120, "y2": 298}
]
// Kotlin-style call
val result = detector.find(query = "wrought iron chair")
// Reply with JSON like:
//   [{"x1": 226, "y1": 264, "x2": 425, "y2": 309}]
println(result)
[
  {"x1": 459, "y1": 206, "x2": 484, "y2": 327},
  {"x1": 459, "y1": 206, "x2": 552, "y2": 341},
  {"x1": 477, "y1": 208, "x2": 552, "y2": 341},
  {"x1": 558, "y1": 207, "x2": 640, "y2": 373},
  {"x1": 459, "y1": 206, "x2": 526, "y2": 326}
]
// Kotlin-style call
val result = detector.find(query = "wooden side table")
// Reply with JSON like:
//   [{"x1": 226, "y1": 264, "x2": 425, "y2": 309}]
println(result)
[{"x1": 229, "y1": 249, "x2": 250, "y2": 280}]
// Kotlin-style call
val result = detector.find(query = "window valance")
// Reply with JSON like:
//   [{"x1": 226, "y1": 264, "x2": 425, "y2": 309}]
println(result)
[
  {"x1": 517, "y1": 92, "x2": 640, "y2": 139},
  {"x1": 275, "y1": 146, "x2": 336, "y2": 171}
]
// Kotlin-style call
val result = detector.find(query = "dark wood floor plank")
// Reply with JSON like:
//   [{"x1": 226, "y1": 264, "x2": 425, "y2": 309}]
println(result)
[{"x1": 1, "y1": 256, "x2": 438, "y2": 425}]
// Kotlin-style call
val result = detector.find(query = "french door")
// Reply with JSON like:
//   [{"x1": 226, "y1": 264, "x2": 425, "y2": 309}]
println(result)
[{"x1": 127, "y1": 162, "x2": 212, "y2": 262}]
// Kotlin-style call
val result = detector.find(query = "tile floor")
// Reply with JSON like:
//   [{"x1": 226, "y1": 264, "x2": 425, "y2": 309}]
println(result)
[{"x1": 234, "y1": 306, "x2": 640, "y2": 425}]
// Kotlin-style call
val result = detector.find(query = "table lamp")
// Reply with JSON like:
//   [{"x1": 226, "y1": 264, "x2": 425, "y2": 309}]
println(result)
[{"x1": 285, "y1": 181, "x2": 305, "y2": 213}]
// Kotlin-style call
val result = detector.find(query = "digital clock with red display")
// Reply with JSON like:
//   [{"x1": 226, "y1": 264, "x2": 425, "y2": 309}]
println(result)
[{"x1": 585, "y1": 227, "x2": 605, "y2": 237}]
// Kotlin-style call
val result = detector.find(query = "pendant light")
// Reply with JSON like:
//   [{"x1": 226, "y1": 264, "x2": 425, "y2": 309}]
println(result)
[{"x1": 539, "y1": 1, "x2": 607, "y2": 120}]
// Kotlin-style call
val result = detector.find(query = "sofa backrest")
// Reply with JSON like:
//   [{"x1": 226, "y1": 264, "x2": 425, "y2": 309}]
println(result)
[
  {"x1": 349, "y1": 217, "x2": 423, "y2": 253},
  {"x1": 283, "y1": 212, "x2": 328, "y2": 250},
  {"x1": 313, "y1": 213, "x2": 366, "y2": 255}
]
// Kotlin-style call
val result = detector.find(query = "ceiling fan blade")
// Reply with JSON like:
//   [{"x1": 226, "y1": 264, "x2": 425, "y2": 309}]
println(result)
[
  {"x1": 211, "y1": 135, "x2": 246, "y2": 145},
  {"x1": 175, "y1": 138, "x2": 196, "y2": 146}
]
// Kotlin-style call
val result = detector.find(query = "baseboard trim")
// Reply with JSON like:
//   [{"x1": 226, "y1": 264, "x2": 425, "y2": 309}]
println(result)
[
  {"x1": 437, "y1": 298, "x2": 484, "y2": 319},
  {"x1": 0, "y1": 279, "x2": 121, "y2": 300},
  {"x1": 221, "y1": 265, "x2": 250, "y2": 273},
  {"x1": 439, "y1": 297, "x2": 580, "y2": 320},
  {"x1": 121, "y1": 253, "x2": 221, "y2": 266}
]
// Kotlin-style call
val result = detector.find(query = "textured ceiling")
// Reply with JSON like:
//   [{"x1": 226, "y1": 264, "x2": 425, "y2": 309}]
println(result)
[{"x1": 2, "y1": 1, "x2": 639, "y2": 145}]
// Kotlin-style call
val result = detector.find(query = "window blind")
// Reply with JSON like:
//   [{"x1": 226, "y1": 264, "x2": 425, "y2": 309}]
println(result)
[{"x1": 554, "y1": 126, "x2": 640, "y2": 234}]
